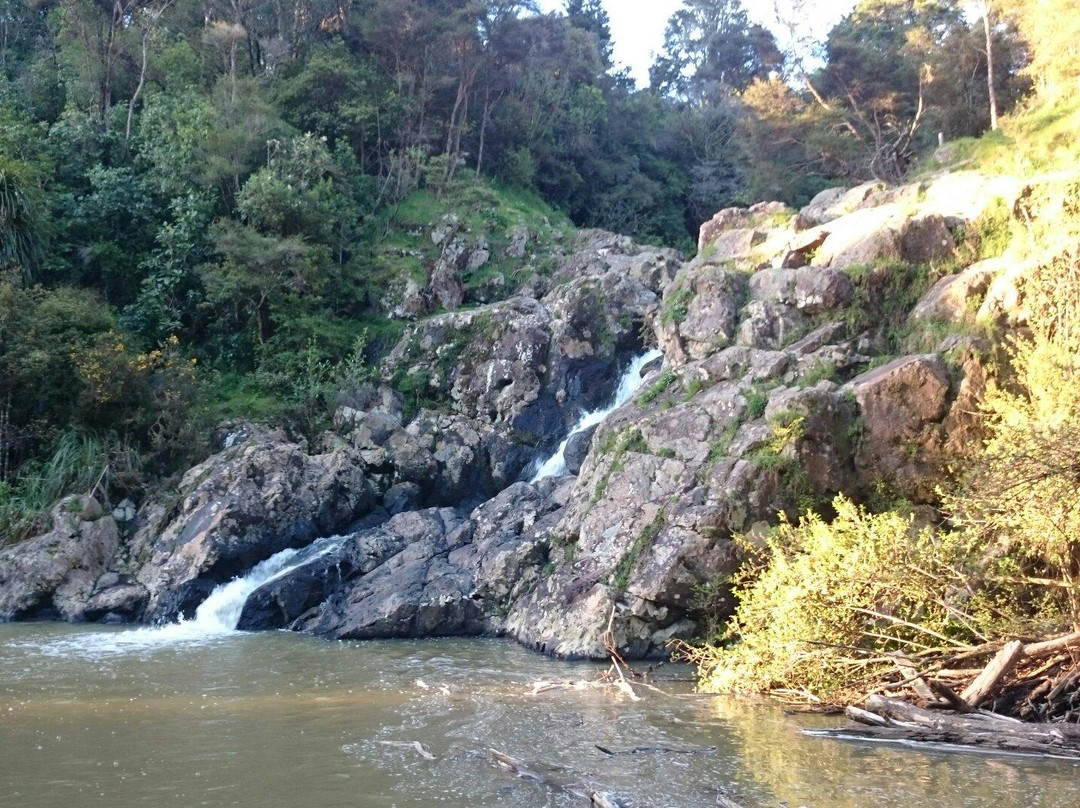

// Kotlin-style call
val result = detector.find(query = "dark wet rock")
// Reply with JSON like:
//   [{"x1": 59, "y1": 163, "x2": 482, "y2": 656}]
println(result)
[
  {"x1": 564, "y1": 425, "x2": 599, "y2": 476},
  {"x1": 261, "y1": 481, "x2": 571, "y2": 640}
]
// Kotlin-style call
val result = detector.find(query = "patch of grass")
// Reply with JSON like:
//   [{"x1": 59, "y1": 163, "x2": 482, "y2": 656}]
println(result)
[
  {"x1": 800, "y1": 361, "x2": 839, "y2": 387},
  {"x1": 660, "y1": 285, "x2": 695, "y2": 327},
  {"x1": 745, "y1": 387, "x2": 769, "y2": 420},
  {"x1": 610, "y1": 510, "x2": 666, "y2": 591},
  {"x1": 639, "y1": 371, "x2": 678, "y2": 405}
]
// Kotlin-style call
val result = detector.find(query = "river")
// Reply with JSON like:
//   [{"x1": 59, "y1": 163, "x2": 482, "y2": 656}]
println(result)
[{"x1": 1, "y1": 623, "x2": 1077, "y2": 807}]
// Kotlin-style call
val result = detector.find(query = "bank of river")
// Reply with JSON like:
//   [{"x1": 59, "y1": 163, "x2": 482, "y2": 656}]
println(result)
[{"x1": 1, "y1": 623, "x2": 1076, "y2": 807}]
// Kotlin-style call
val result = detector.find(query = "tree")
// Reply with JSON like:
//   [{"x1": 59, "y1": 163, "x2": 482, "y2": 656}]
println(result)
[
  {"x1": 0, "y1": 157, "x2": 43, "y2": 279},
  {"x1": 651, "y1": 0, "x2": 781, "y2": 102}
]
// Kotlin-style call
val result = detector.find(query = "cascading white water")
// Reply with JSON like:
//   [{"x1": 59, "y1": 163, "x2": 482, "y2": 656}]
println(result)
[
  {"x1": 530, "y1": 348, "x2": 663, "y2": 482},
  {"x1": 36, "y1": 536, "x2": 349, "y2": 656}
]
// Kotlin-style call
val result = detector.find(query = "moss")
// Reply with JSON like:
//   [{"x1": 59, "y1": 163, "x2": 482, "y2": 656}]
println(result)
[
  {"x1": 639, "y1": 370, "x2": 677, "y2": 405},
  {"x1": 660, "y1": 285, "x2": 695, "y2": 327},
  {"x1": 610, "y1": 510, "x2": 666, "y2": 591}
]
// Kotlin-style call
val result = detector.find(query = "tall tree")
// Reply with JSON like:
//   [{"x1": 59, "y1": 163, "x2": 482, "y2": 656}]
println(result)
[{"x1": 651, "y1": 0, "x2": 781, "y2": 102}]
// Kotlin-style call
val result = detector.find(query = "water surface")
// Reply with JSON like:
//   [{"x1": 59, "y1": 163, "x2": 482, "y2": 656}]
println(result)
[{"x1": 1, "y1": 624, "x2": 1077, "y2": 807}]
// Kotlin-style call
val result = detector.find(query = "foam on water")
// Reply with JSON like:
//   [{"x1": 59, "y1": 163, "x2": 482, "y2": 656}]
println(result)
[
  {"x1": 530, "y1": 348, "x2": 663, "y2": 482},
  {"x1": 26, "y1": 535, "x2": 349, "y2": 657}
]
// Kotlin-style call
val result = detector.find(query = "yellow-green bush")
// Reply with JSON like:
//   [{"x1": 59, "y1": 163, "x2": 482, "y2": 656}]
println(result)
[{"x1": 691, "y1": 497, "x2": 982, "y2": 702}]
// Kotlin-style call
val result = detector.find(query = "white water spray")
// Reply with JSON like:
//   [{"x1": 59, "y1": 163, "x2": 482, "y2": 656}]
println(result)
[
  {"x1": 530, "y1": 348, "x2": 663, "y2": 482},
  {"x1": 35, "y1": 536, "x2": 348, "y2": 656}
]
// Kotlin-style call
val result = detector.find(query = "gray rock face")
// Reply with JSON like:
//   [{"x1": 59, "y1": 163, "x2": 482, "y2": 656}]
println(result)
[
  {"x1": 132, "y1": 431, "x2": 377, "y2": 621},
  {"x1": 0, "y1": 497, "x2": 123, "y2": 622},
  {"x1": 845, "y1": 355, "x2": 954, "y2": 502},
  {"x1": 564, "y1": 425, "x2": 599, "y2": 475},
  {"x1": 749, "y1": 266, "x2": 854, "y2": 315},
  {"x1": 910, "y1": 260, "x2": 1000, "y2": 324},
  {"x1": 242, "y1": 481, "x2": 572, "y2": 639}
]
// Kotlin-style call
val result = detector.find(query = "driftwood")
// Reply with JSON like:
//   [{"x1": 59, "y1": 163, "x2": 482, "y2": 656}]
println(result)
[
  {"x1": 960, "y1": 640, "x2": 1024, "y2": 707},
  {"x1": 378, "y1": 740, "x2": 437, "y2": 760},
  {"x1": 595, "y1": 743, "x2": 716, "y2": 756},
  {"x1": 817, "y1": 695, "x2": 1080, "y2": 758},
  {"x1": 489, "y1": 749, "x2": 626, "y2": 808}
]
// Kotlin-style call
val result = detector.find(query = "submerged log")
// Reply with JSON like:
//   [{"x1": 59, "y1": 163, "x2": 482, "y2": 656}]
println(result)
[{"x1": 489, "y1": 749, "x2": 626, "y2": 808}]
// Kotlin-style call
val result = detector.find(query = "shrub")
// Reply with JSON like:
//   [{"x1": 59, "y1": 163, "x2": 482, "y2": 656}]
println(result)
[
  {"x1": 946, "y1": 246, "x2": 1080, "y2": 621},
  {"x1": 687, "y1": 496, "x2": 982, "y2": 702}
]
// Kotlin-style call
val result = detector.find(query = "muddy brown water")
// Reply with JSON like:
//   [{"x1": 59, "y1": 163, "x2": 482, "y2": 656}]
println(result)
[{"x1": 1, "y1": 623, "x2": 1077, "y2": 807}]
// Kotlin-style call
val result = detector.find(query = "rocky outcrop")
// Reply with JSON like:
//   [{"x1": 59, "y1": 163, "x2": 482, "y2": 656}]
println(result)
[
  {"x1": 240, "y1": 479, "x2": 573, "y2": 639},
  {"x1": 131, "y1": 430, "x2": 377, "y2": 620},
  {"x1": 0, "y1": 172, "x2": 1022, "y2": 662},
  {"x1": 0, "y1": 497, "x2": 129, "y2": 622}
]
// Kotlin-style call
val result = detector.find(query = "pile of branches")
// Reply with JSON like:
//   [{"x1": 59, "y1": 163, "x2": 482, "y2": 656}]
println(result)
[{"x1": 817, "y1": 631, "x2": 1080, "y2": 756}]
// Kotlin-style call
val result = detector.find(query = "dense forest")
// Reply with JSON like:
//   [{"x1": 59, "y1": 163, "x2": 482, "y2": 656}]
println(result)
[{"x1": 0, "y1": 0, "x2": 1074, "y2": 538}]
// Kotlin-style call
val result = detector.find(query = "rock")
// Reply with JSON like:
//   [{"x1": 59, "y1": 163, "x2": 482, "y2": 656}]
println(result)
[
  {"x1": 845, "y1": 355, "x2": 952, "y2": 501},
  {"x1": 564, "y1": 425, "x2": 599, "y2": 475},
  {"x1": 383, "y1": 482, "x2": 422, "y2": 515},
  {"x1": 132, "y1": 430, "x2": 376, "y2": 621},
  {"x1": 78, "y1": 495, "x2": 104, "y2": 522},
  {"x1": 777, "y1": 228, "x2": 829, "y2": 268},
  {"x1": 909, "y1": 260, "x2": 1000, "y2": 324},
  {"x1": 749, "y1": 266, "x2": 854, "y2": 315},
  {"x1": 467, "y1": 239, "x2": 491, "y2": 271},
  {"x1": 799, "y1": 182, "x2": 886, "y2": 226},
  {"x1": 657, "y1": 266, "x2": 745, "y2": 364},
  {"x1": 111, "y1": 499, "x2": 137, "y2": 523},
  {"x1": 818, "y1": 222, "x2": 901, "y2": 270},
  {"x1": 0, "y1": 498, "x2": 120, "y2": 621},
  {"x1": 429, "y1": 257, "x2": 465, "y2": 310},
  {"x1": 704, "y1": 228, "x2": 766, "y2": 262},
  {"x1": 736, "y1": 301, "x2": 811, "y2": 350},
  {"x1": 697, "y1": 208, "x2": 751, "y2": 251},
  {"x1": 268, "y1": 482, "x2": 568, "y2": 639},
  {"x1": 83, "y1": 580, "x2": 148, "y2": 622},
  {"x1": 508, "y1": 226, "x2": 529, "y2": 258},
  {"x1": 900, "y1": 214, "x2": 955, "y2": 264}
]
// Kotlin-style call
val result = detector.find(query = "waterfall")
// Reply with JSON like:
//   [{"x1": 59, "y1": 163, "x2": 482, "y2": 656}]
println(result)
[
  {"x1": 37, "y1": 536, "x2": 348, "y2": 656},
  {"x1": 530, "y1": 348, "x2": 663, "y2": 482}
]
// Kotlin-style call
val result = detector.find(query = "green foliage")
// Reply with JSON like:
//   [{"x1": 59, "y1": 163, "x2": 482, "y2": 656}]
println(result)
[
  {"x1": 690, "y1": 496, "x2": 984, "y2": 701},
  {"x1": 744, "y1": 387, "x2": 768, "y2": 420},
  {"x1": 660, "y1": 285, "x2": 694, "y2": 327},
  {"x1": 610, "y1": 510, "x2": 666, "y2": 591},
  {"x1": 639, "y1": 371, "x2": 677, "y2": 405}
]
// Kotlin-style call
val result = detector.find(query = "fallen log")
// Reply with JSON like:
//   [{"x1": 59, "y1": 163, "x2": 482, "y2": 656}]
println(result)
[
  {"x1": 961, "y1": 640, "x2": 1024, "y2": 707},
  {"x1": 1023, "y1": 631, "x2": 1080, "y2": 660},
  {"x1": 831, "y1": 695, "x2": 1080, "y2": 757},
  {"x1": 489, "y1": 749, "x2": 626, "y2": 808},
  {"x1": 595, "y1": 744, "x2": 716, "y2": 756}
]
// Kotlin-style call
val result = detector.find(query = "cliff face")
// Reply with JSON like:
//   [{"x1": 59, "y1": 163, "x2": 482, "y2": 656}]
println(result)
[{"x1": 0, "y1": 171, "x2": 1036, "y2": 659}]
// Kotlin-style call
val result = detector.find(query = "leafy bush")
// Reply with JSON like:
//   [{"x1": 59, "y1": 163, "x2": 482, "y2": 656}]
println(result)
[
  {"x1": 946, "y1": 246, "x2": 1080, "y2": 621},
  {"x1": 688, "y1": 496, "x2": 981, "y2": 701}
]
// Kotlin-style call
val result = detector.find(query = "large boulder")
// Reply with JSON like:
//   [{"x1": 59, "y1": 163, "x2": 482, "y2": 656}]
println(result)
[
  {"x1": 656, "y1": 264, "x2": 746, "y2": 365},
  {"x1": 132, "y1": 430, "x2": 376, "y2": 621},
  {"x1": 252, "y1": 480, "x2": 572, "y2": 639},
  {"x1": 0, "y1": 497, "x2": 123, "y2": 622},
  {"x1": 909, "y1": 260, "x2": 1001, "y2": 324},
  {"x1": 845, "y1": 355, "x2": 953, "y2": 502}
]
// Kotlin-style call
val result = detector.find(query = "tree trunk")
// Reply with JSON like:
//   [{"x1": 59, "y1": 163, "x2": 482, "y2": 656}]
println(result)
[{"x1": 983, "y1": 2, "x2": 999, "y2": 131}]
